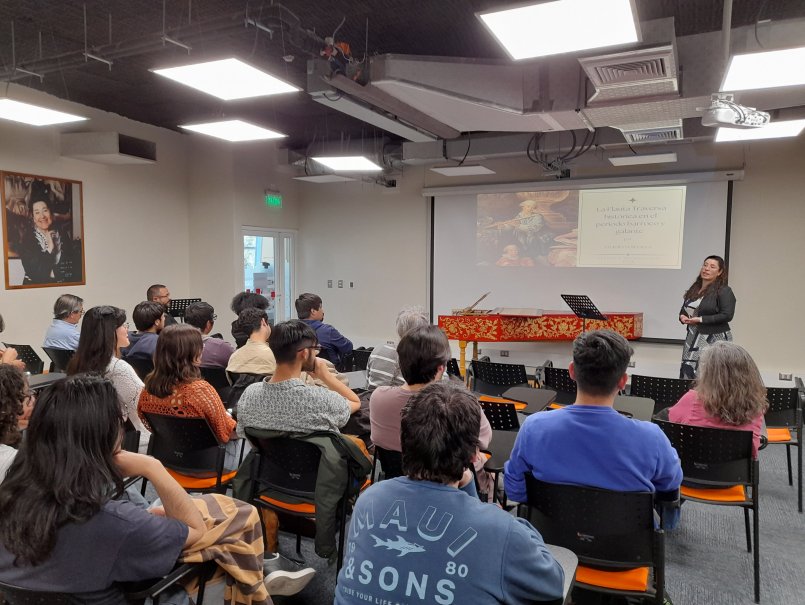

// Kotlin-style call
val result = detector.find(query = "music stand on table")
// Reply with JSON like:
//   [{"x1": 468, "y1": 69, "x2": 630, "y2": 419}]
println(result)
[
  {"x1": 560, "y1": 294, "x2": 607, "y2": 335},
  {"x1": 167, "y1": 298, "x2": 202, "y2": 320}
]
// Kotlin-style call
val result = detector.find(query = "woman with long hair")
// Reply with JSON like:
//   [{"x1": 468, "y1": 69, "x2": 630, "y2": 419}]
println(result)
[
  {"x1": 0, "y1": 364, "x2": 31, "y2": 483},
  {"x1": 67, "y1": 305, "x2": 148, "y2": 445},
  {"x1": 0, "y1": 373, "x2": 205, "y2": 597},
  {"x1": 138, "y1": 323, "x2": 236, "y2": 447},
  {"x1": 669, "y1": 341, "x2": 767, "y2": 457},
  {"x1": 678, "y1": 255, "x2": 736, "y2": 378}
]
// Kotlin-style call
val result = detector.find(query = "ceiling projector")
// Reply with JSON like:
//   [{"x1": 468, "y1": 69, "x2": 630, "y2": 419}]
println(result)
[{"x1": 700, "y1": 94, "x2": 770, "y2": 129}]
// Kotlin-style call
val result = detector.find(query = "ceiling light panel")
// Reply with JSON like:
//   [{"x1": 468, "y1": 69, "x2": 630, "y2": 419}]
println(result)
[
  {"x1": 180, "y1": 120, "x2": 286, "y2": 142},
  {"x1": 0, "y1": 99, "x2": 87, "y2": 126},
  {"x1": 478, "y1": 0, "x2": 639, "y2": 60},
  {"x1": 153, "y1": 58, "x2": 299, "y2": 100},
  {"x1": 715, "y1": 120, "x2": 805, "y2": 142},
  {"x1": 311, "y1": 156, "x2": 383, "y2": 172},
  {"x1": 430, "y1": 165, "x2": 496, "y2": 176},
  {"x1": 609, "y1": 153, "x2": 678, "y2": 166},
  {"x1": 722, "y1": 47, "x2": 805, "y2": 91}
]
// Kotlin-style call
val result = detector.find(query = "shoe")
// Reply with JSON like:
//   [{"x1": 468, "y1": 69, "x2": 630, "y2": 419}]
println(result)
[{"x1": 263, "y1": 553, "x2": 316, "y2": 596}]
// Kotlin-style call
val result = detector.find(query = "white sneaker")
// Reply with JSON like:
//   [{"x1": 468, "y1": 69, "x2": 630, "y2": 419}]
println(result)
[{"x1": 263, "y1": 553, "x2": 316, "y2": 596}]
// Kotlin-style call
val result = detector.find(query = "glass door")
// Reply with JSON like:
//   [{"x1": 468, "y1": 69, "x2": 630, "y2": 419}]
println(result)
[{"x1": 242, "y1": 227, "x2": 296, "y2": 324}]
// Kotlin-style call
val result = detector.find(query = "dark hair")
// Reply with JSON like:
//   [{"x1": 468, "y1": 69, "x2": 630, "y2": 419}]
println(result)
[
  {"x1": 145, "y1": 324, "x2": 202, "y2": 398},
  {"x1": 683, "y1": 255, "x2": 728, "y2": 301},
  {"x1": 237, "y1": 307, "x2": 268, "y2": 337},
  {"x1": 401, "y1": 381, "x2": 480, "y2": 484},
  {"x1": 0, "y1": 313, "x2": 4, "y2": 333},
  {"x1": 230, "y1": 291, "x2": 269, "y2": 315},
  {"x1": 269, "y1": 320, "x2": 317, "y2": 364},
  {"x1": 53, "y1": 294, "x2": 83, "y2": 319},
  {"x1": 398, "y1": 325, "x2": 451, "y2": 385},
  {"x1": 132, "y1": 301, "x2": 165, "y2": 332},
  {"x1": 571, "y1": 330, "x2": 633, "y2": 397},
  {"x1": 184, "y1": 302, "x2": 215, "y2": 331},
  {"x1": 0, "y1": 373, "x2": 124, "y2": 566},
  {"x1": 0, "y1": 365, "x2": 25, "y2": 447},
  {"x1": 67, "y1": 306, "x2": 127, "y2": 375},
  {"x1": 146, "y1": 284, "x2": 167, "y2": 301},
  {"x1": 295, "y1": 293, "x2": 322, "y2": 320}
]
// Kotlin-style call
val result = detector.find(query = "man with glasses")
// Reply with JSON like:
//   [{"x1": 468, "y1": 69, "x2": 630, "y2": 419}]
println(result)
[
  {"x1": 146, "y1": 284, "x2": 177, "y2": 326},
  {"x1": 122, "y1": 301, "x2": 165, "y2": 361},
  {"x1": 184, "y1": 302, "x2": 235, "y2": 368},
  {"x1": 42, "y1": 294, "x2": 83, "y2": 351}
]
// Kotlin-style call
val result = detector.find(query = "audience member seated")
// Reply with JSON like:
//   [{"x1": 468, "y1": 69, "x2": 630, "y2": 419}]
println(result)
[
  {"x1": 369, "y1": 324, "x2": 494, "y2": 497},
  {"x1": 226, "y1": 308, "x2": 276, "y2": 377},
  {"x1": 0, "y1": 314, "x2": 26, "y2": 371},
  {"x1": 42, "y1": 293, "x2": 83, "y2": 350},
  {"x1": 230, "y1": 291, "x2": 269, "y2": 348},
  {"x1": 335, "y1": 381, "x2": 564, "y2": 604},
  {"x1": 123, "y1": 301, "x2": 165, "y2": 361},
  {"x1": 138, "y1": 324, "x2": 239, "y2": 467},
  {"x1": 67, "y1": 306, "x2": 149, "y2": 448},
  {"x1": 505, "y1": 330, "x2": 683, "y2": 526},
  {"x1": 0, "y1": 365, "x2": 33, "y2": 484},
  {"x1": 147, "y1": 283, "x2": 177, "y2": 326},
  {"x1": 366, "y1": 305, "x2": 429, "y2": 390},
  {"x1": 296, "y1": 293, "x2": 353, "y2": 371},
  {"x1": 184, "y1": 302, "x2": 235, "y2": 368},
  {"x1": 669, "y1": 341, "x2": 767, "y2": 458}
]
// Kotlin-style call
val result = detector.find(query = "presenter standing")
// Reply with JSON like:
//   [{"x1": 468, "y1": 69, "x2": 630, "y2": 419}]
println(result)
[{"x1": 679, "y1": 255, "x2": 736, "y2": 378}]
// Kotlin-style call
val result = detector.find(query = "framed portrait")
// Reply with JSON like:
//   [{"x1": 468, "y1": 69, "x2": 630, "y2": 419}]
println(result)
[{"x1": 2, "y1": 170, "x2": 86, "y2": 289}]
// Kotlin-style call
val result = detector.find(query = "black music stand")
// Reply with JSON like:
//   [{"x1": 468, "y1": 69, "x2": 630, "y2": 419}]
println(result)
[
  {"x1": 167, "y1": 298, "x2": 201, "y2": 320},
  {"x1": 560, "y1": 294, "x2": 608, "y2": 335}
]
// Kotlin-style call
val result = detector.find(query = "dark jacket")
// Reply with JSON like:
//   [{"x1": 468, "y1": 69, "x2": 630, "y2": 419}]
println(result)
[{"x1": 680, "y1": 285, "x2": 736, "y2": 335}]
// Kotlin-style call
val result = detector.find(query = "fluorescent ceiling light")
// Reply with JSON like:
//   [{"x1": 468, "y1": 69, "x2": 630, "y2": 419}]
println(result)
[
  {"x1": 311, "y1": 156, "x2": 383, "y2": 172},
  {"x1": 152, "y1": 58, "x2": 299, "y2": 100},
  {"x1": 722, "y1": 47, "x2": 805, "y2": 91},
  {"x1": 478, "y1": 0, "x2": 639, "y2": 60},
  {"x1": 609, "y1": 152, "x2": 678, "y2": 166},
  {"x1": 294, "y1": 175, "x2": 357, "y2": 183},
  {"x1": 180, "y1": 120, "x2": 286, "y2": 142},
  {"x1": 430, "y1": 165, "x2": 496, "y2": 176},
  {"x1": 715, "y1": 119, "x2": 805, "y2": 142},
  {"x1": 0, "y1": 99, "x2": 87, "y2": 126}
]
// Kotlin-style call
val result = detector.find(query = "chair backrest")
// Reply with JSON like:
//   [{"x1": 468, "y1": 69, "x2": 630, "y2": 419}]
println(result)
[
  {"x1": 470, "y1": 360, "x2": 529, "y2": 396},
  {"x1": 200, "y1": 366, "x2": 230, "y2": 400},
  {"x1": 654, "y1": 419, "x2": 754, "y2": 486},
  {"x1": 446, "y1": 358, "x2": 462, "y2": 378},
  {"x1": 375, "y1": 445, "x2": 404, "y2": 480},
  {"x1": 225, "y1": 372, "x2": 265, "y2": 412},
  {"x1": 121, "y1": 419, "x2": 141, "y2": 453},
  {"x1": 246, "y1": 432, "x2": 323, "y2": 500},
  {"x1": 630, "y1": 375, "x2": 692, "y2": 412},
  {"x1": 351, "y1": 347, "x2": 373, "y2": 371},
  {"x1": 125, "y1": 356, "x2": 154, "y2": 380},
  {"x1": 142, "y1": 412, "x2": 223, "y2": 475},
  {"x1": 42, "y1": 347, "x2": 74, "y2": 373},
  {"x1": 2, "y1": 344, "x2": 44, "y2": 375},
  {"x1": 480, "y1": 400, "x2": 520, "y2": 431},
  {"x1": 523, "y1": 475, "x2": 660, "y2": 570},
  {"x1": 0, "y1": 582, "x2": 82, "y2": 604},
  {"x1": 542, "y1": 366, "x2": 576, "y2": 395},
  {"x1": 765, "y1": 386, "x2": 800, "y2": 428}
]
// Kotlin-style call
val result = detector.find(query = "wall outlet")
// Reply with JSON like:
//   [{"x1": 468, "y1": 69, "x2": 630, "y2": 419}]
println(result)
[
  {"x1": 500, "y1": 350, "x2": 509, "y2": 357},
  {"x1": 338, "y1": 280, "x2": 344, "y2": 288},
  {"x1": 350, "y1": 281, "x2": 354, "y2": 288},
  {"x1": 628, "y1": 361, "x2": 636, "y2": 368},
  {"x1": 327, "y1": 279, "x2": 333, "y2": 288},
  {"x1": 779, "y1": 372, "x2": 793, "y2": 381}
]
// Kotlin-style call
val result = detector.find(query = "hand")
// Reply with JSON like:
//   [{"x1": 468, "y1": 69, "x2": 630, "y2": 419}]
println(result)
[
  {"x1": 113, "y1": 450, "x2": 159, "y2": 478},
  {"x1": 1, "y1": 347, "x2": 19, "y2": 365},
  {"x1": 148, "y1": 506, "x2": 166, "y2": 517},
  {"x1": 307, "y1": 357, "x2": 331, "y2": 380},
  {"x1": 679, "y1": 314, "x2": 688, "y2": 324}
]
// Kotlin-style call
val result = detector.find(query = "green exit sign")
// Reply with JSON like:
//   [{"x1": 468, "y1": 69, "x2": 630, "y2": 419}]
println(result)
[{"x1": 265, "y1": 192, "x2": 282, "y2": 207}]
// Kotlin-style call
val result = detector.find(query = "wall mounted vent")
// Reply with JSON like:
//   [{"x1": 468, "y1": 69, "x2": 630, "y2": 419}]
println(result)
[
  {"x1": 616, "y1": 120, "x2": 684, "y2": 144},
  {"x1": 61, "y1": 132, "x2": 156, "y2": 164}
]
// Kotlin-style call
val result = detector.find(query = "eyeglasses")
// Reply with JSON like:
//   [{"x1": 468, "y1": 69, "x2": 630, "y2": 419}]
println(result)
[{"x1": 119, "y1": 322, "x2": 130, "y2": 330}]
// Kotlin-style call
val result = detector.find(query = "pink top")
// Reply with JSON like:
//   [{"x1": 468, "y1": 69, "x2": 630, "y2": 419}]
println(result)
[{"x1": 668, "y1": 390, "x2": 763, "y2": 458}]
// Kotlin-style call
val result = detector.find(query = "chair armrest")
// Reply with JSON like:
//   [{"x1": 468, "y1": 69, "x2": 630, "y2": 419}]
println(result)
[{"x1": 119, "y1": 560, "x2": 217, "y2": 600}]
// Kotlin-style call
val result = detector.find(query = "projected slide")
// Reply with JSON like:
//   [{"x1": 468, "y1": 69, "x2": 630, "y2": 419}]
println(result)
[{"x1": 476, "y1": 186, "x2": 685, "y2": 269}]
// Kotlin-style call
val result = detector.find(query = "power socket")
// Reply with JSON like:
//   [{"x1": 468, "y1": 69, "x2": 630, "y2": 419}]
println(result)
[
  {"x1": 500, "y1": 350, "x2": 509, "y2": 357},
  {"x1": 779, "y1": 373, "x2": 793, "y2": 381},
  {"x1": 327, "y1": 280, "x2": 333, "y2": 288}
]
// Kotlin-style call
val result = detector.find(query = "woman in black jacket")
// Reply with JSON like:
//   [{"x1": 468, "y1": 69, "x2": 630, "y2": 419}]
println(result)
[{"x1": 679, "y1": 255, "x2": 736, "y2": 378}]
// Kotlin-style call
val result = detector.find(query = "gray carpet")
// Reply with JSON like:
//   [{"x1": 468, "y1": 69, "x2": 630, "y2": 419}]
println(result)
[{"x1": 271, "y1": 445, "x2": 805, "y2": 605}]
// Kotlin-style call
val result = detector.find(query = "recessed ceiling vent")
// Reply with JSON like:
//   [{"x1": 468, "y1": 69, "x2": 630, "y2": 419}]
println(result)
[
  {"x1": 60, "y1": 132, "x2": 156, "y2": 164},
  {"x1": 580, "y1": 45, "x2": 678, "y2": 103},
  {"x1": 616, "y1": 120, "x2": 683, "y2": 144}
]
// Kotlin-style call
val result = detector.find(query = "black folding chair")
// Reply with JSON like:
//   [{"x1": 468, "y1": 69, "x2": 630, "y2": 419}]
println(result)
[
  {"x1": 141, "y1": 413, "x2": 236, "y2": 495},
  {"x1": 764, "y1": 384, "x2": 803, "y2": 512},
  {"x1": 351, "y1": 347, "x2": 373, "y2": 371},
  {"x1": 520, "y1": 476, "x2": 665, "y2": 605},
  {"x1": 446, "y1": 358, "x2": 462, "y2": 379},
  {"x1": 42, "y1": 347, "x2": 74, "y2": 373},
  {"x1": 470, "y1": 360, "x2": 529, "y2": 396},
  {"x1": 371, "y1": 445, "x2": 404, "y2": 483},
  {"x1": 200, "y1": 366, "x2": 230, "y2": 400},
  {"x1": 542, "y1": 366, "x2": 577, "y2": 406},
  {"x1": 655, "y1": 419, "x2": 759, "y2": 603},
  {"x1": 630, "y1": 375, "x2": 693, "y2": 415},
  {"x1": 1, "y1": 344, "x2": 44, "y2": 375},
  {"x1": 125, "y1": 357, "x2": 154, "y2": 381}
]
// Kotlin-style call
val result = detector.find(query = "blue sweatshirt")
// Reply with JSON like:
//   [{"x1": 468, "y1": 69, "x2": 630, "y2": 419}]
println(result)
[{"x1": 334, "y1": 477, "x2": 564, "y2": 605}]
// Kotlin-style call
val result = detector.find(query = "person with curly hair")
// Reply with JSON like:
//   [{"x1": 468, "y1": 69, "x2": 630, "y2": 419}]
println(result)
[{"x1": 0, "y1": 364, "x2": 31, "y2": 483}]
